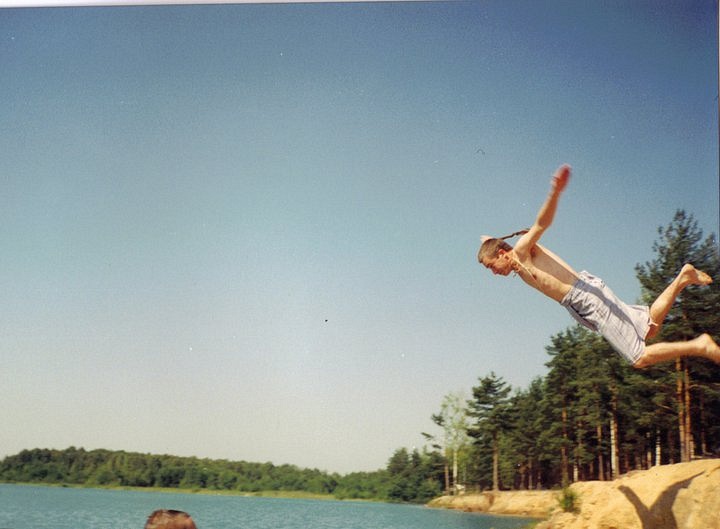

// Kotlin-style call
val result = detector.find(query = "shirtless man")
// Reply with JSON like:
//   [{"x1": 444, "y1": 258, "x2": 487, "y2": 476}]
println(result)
[{"x1": 477, "y1": 164, "x2": 720, "y2": 368}]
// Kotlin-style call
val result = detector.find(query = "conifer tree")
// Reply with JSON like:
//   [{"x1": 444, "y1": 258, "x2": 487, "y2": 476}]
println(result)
[
  {"x1": 467, "y1": 372, "x2": 513, "y2": 490},
  {"x1": 543, "y1": 328, "x2": 582, "y2": 485},
  {"x1": 635, "y1": 210, "x2": 720, "y2": 462},
  {"x1": 506, "y1": 377, "x2": 545, "y2": 488}
]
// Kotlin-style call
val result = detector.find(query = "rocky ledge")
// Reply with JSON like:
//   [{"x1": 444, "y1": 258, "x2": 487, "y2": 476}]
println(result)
[{"x1": 428, "y1": 458, "x2": 720, "y2": 529}]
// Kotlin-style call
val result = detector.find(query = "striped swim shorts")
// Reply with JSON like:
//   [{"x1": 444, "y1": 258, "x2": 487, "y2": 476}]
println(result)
[{"x1": 560, "y1": 271, "x2": 651, "y2": 365}]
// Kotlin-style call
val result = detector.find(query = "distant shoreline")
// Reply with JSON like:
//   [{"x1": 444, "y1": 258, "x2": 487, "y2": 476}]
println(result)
[{"x1": 0, "y1": 481, "x2": 344, "y2": 502}]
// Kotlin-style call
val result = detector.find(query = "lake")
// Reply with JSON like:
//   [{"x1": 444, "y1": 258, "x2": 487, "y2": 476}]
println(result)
[{"x1": 0, "y1": 484, "x2": 533, "y2": 529}]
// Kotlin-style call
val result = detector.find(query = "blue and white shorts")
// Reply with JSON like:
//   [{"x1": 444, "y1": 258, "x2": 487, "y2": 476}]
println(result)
[{"x1": 560, "y1": 271, "x2": 651, "y2": 365}]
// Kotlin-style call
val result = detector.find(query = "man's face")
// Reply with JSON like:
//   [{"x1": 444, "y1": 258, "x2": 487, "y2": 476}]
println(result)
[{"x1": 482, "y1": 251, "x2": 513, "y2": 276}]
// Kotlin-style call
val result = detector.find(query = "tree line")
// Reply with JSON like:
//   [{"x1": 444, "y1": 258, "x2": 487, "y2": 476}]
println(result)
[
  {"x1": 2, "y1": 211, "x2": 718, "y2": 501},
  {"x1": 429, "y1": 211, "x2": 720, "y2": 492},
  {"x1": 0, "y1": 446, "x2": 444, "y2": 503}
]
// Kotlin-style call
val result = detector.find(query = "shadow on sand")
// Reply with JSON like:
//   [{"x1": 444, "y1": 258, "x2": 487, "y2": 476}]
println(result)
[{"x1": 617, "y1": 472, "x2": 703, "y2": 529}]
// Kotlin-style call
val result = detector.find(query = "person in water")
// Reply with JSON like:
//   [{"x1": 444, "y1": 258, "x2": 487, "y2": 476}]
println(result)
[
  {"x1": 477, "y1": 164, "x2": 720, "y2": 368},
  {"x1": 144, "y1": 510, "x2": 197, "y2": 529}
]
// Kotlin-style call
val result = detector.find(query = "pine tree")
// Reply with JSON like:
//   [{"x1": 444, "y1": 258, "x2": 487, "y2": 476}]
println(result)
[
  {"x1": 543, "y1": 328, "x2": 582, "y2": 485},
  {"x1": 467, "y1": 372, "x2": 513, "y2": 490},
  {"x1": 635, "y1": 210, "x2": 720, "y2": 462},
  {"x1": 506, "y1": 378, "x2": 545, "y2": 488}
]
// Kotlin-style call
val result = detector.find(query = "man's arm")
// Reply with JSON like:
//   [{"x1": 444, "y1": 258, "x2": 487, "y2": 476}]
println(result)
[{"x1": 513, "y1": 164, "x2": 571, "y2": 258}]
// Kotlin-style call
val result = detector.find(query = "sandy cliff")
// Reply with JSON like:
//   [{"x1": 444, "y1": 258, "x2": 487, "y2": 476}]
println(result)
[
  {"x1": 428, "y1": 459, "x2": 720, "y2": 529},
  {"x1": 427, "y1": 489, "x2": 558, "y2": 518}
]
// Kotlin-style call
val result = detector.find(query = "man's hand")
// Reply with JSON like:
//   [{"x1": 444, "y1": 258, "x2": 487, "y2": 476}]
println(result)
[
  {"x1": 514, "y1": 163, "x2": 571, "y2": 259},
  {"x1": 552, "y1": 164, "x2": 571, "y2": 193}
]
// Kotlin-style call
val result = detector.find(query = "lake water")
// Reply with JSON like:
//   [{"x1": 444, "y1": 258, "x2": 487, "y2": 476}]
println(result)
[{"x1": 0, "y1": 484, "x2": 533, "y2": 529}]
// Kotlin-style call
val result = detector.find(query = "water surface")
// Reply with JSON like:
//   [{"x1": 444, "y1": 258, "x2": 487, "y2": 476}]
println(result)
[{"x1": 0, "y1": 484, "x2": 532, "y2": 529}]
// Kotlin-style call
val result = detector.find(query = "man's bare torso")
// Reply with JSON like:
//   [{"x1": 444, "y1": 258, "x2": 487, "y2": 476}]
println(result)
[{"x1": 511, "y1": 244, "x2": 579, "y2": 302}]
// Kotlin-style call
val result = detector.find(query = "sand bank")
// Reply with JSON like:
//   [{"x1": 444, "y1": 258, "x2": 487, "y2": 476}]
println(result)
[
  {"x1": 428, "y1": 459, "x2": 720, "y2": 529},
  {"x1": 427, "y1": 489, "x2": 556, "y2": 518}
]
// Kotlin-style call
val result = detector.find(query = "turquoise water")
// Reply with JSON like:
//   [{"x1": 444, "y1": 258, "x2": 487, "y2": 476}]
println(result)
[{"x1": 0, "y1": 484, "x2": 532, "y2": 529}]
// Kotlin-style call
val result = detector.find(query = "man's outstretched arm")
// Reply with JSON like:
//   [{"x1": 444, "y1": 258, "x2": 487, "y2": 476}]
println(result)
[{"x1": 514, "y1": 164, "x2": 571, "y2": 258}]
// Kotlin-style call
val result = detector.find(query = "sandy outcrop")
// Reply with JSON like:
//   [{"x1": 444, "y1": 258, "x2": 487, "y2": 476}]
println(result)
[
  {"x1": 428, "y1": 459, "x2": 720, "y2": 529},
  {"x1": 427, "y1": 490, "x2": 558, "y2": 518},
  {"x1": 537, "y1": 459, "x2": 720, "y2": 529}
]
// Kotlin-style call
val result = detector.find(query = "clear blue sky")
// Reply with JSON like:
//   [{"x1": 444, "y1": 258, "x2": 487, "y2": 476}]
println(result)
[{"x1": 1, "y1": 1, "x2": 717, "y2": 474}]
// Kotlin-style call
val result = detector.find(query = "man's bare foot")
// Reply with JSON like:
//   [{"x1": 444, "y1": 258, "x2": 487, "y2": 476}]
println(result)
[
  {"x1": 696, "y1": 333, "x2": 720, "y2": 363},
  {"x1": 680, "y1": 264, "x2": 713, "y2": 286}
]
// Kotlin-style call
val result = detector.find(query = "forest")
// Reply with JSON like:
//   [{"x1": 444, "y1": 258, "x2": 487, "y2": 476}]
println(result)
[
  {"x1": 1, "y1": 211, "x2": 718, "y2": 503},
  {"x1": 0, "y1": 446, "x2": 444, "y2": 503}
]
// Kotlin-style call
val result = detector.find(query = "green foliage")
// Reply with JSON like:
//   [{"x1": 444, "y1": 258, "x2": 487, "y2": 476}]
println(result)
[
  {"x1": 385, "y1": 448, "x2": 443, "y2": 503},
  {"x1": 559, "y1": 487, "x2": 579, "y2": 513},
  {"x1": 0, "y1": 446, "x2": 439, "y2": 504},
  {"x1": 333, "y1": 470, "x2": 390, "y2": 500},
  {"x1": 467, "y1": 372, "x2": 514, "y2": 490}
]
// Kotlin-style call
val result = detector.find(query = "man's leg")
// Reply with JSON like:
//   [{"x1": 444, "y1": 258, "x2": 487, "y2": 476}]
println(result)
[
  {"x1": 634, "y1": 334, "x2": 720, "y2": 368},
  {"x1": 646, "y1": 264, "x2": 712, "y2": 340}
]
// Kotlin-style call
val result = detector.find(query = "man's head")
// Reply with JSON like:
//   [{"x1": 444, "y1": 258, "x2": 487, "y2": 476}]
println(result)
[
  {"x1": 478, "y1": 236, "x2": 514, "y2": 276},
  {"x1": 144, "y1": 510, "x2": 197, "y2": 529}
]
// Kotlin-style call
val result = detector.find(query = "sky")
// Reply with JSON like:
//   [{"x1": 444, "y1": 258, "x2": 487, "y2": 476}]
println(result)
[{"x1": 0, "y1": 0, "x2": 718, "y2": 475}]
